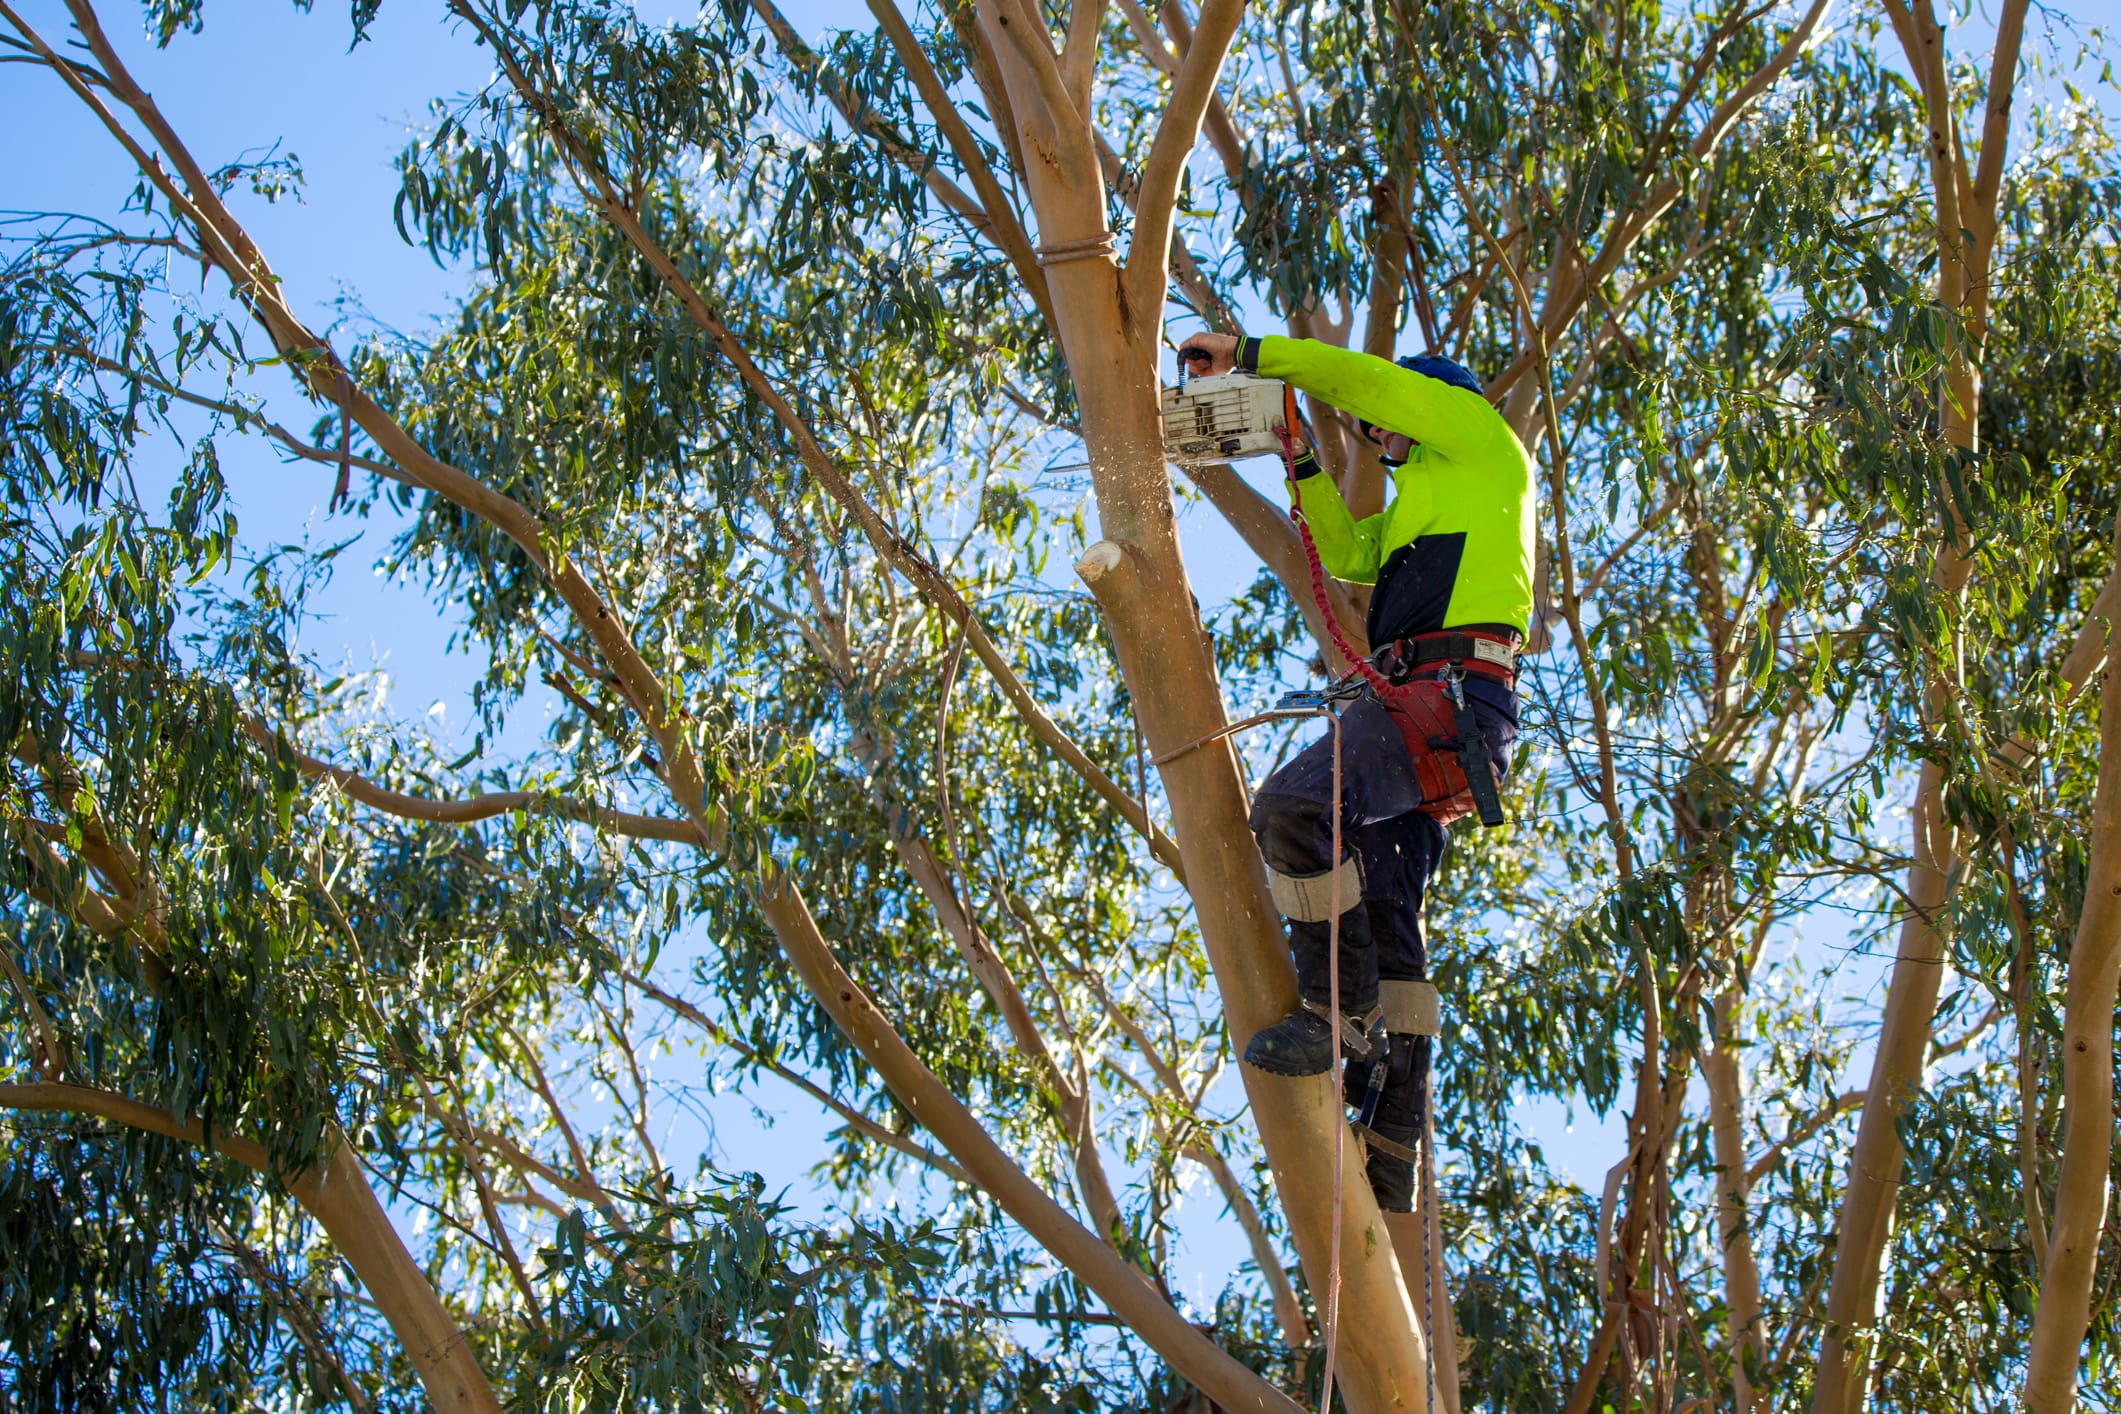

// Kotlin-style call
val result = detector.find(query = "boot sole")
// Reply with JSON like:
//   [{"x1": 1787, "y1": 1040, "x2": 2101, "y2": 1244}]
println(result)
[{"x1": 1240, "y1": 1049, "x2": 1334, "y2": 1078}]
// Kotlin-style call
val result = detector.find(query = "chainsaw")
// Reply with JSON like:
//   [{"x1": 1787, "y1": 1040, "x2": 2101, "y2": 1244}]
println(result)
[{"x1": 1159, "y1": 372, "x2": 1291, "y2": 466}]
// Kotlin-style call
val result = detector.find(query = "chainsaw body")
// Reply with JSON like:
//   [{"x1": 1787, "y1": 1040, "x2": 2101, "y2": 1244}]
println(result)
[{"x1": 1159, "y1": 373, "x2": 1290, "y2": 466}]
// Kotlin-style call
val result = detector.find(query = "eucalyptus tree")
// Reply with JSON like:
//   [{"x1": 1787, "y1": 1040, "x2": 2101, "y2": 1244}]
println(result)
[{"x1": 4, "y1": 0, "x2": 2121, "y2": 1409}]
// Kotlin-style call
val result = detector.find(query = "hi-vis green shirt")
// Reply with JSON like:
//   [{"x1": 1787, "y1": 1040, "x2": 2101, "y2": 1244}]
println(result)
[{"x1": 1247, "y1": 336, "x2": 1536, "y2": 644}]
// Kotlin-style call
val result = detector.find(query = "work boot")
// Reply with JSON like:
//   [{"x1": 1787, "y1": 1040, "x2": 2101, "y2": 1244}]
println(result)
[
  {"x1": 1242, "y1": 1001, "x2": 1385, "y2": 1077},
  {"x1": 1363, "y1": 1121, "x2": 1420, "y2": 1212}
]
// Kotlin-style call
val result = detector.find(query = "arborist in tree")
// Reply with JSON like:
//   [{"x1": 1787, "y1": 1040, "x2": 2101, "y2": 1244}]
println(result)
[{"x1": 1178, "y1": 330, "x2": 1534, "y2": 1214}]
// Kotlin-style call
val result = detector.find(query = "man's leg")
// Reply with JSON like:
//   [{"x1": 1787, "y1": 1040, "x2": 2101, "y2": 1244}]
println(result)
[
  {"x1": 1345, "y1": 810, "x2": 1446, "y2": 1209},
  {"x1": 1240, "y1": 702, "x2": 1421, "y2": 1076},
  {"x1": 1244, "y1": 788, "x2": 1383, "y2": 1074}
]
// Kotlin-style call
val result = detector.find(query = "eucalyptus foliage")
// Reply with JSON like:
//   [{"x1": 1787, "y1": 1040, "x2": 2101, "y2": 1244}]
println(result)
[{"x1": 3, "y1": 0, "x2": 2119, "y2": 1409}]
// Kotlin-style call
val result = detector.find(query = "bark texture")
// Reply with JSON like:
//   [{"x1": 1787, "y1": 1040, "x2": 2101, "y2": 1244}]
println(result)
[
  {"x1": 2021, "y1": 605, "x2": 2121, "y2": 1410},
  {"x1": 969, "y1": 0, "x2": 1440, "y2": 1397},
  {"x1": 1706, "y1": 988, "x2": 1764, "y2": 1413}
]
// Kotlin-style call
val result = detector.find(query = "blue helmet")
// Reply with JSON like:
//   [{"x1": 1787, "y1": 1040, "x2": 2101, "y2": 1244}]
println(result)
[
  {"x1": 1359, "y1": 353, "x2": 1486, "y2": 465},
  {"x1": 1398, "y1": 352, "x2": 1482, "y2": 394}
]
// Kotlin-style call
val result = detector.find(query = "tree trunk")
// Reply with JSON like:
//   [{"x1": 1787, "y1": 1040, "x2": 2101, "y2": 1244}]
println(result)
[
  {"x1": 2021, "y1": 605, "x2": 2121, "y2": 1411},
  {"x1": 1810, "y1": 758, "x2": 1957, "y2": 1411},
  {"x1": 1705, "y1": 987, "x2": 1764, "y2": 1413},
  {"x1": 971, "y1": 0, "x2": 1438, "y2": 1399},
  {"x1": 1812, "y1": 3, "x2": 2014, "y2": 1394},
  {"x1": 1383, "y1": 1126, "x2": 1463, "y2": 1414}
]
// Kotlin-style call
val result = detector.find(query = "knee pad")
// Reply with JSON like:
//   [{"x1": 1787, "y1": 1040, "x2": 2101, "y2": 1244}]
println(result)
[
  {"x1": 1379, "y1": 979, "x2": 1440, "y2": 1037},
  {"x1": 1266, "y1": 854, "x2": 1364, "y2": 922}
]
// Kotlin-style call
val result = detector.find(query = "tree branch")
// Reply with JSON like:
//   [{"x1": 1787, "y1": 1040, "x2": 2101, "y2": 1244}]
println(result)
[
  {"x1": 866, "y1": 0, "x2": 1057, "y2": 328},
  {"x1": 37, "y1": 342, "x2": 418, "y2": 489},
  {"x1": 743, "y1": 0, "x2": 996, "y2": 231},
  {"x1": 751, "y1": 869, "x2": 1301, "y2": 1414},
  {"x1": 474, "y1": 44, "x2": 1184, "y2": 878},
  {"x1": 232, "y1": 712, "x2": 703, "y2": 843},
  {"x1": 2021, "y1": 512, "x2": 2121, "y2": 1413},
  {"x1": 0, "y1": 1082, "x2": 500, "y2": 1413},
  {"x1": 1156, "y1": 0, "x2": 1246, "y2": 173},
  {"x1": 1969, "y1": 0, "x2": 2031, "y2": 243},
  {"x1": 1060, "y1": 0, "x2": 1106, "y2": 111},
  {"x1": 1123, "y1": 0, "x2": 1243, "y2": 322},
  {"x1": 624, "y1": 969, "x2": 973, "y2": 1186}
]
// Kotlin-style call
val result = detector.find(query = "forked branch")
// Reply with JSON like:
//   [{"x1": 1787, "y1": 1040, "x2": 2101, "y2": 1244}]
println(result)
[{"x1": 1124, "y1": 0, "x2": 1245, "y2": 321}]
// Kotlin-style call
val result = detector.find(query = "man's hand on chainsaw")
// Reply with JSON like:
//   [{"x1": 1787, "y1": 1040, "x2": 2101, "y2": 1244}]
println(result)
[{"x1": 1177, "y1": 331, "x2": 1239, "y2": 376}]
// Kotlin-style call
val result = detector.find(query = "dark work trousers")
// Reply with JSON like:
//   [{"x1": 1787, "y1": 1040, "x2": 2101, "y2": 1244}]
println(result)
[{"x1": 1248, "y1": 680, "x2": 1517, "y2": 1209}]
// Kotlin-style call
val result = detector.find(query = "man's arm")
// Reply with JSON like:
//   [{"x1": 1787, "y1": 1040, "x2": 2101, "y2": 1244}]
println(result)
[
  {"x1": 1242, "y1": 336, "x2": 1504, "y2": 464},
  {"x1": 1289, "y1": 447, "x2": 1385, "y2": 585},
  {"x1": 1171, "y1": 332, "x2": 1386, "y2": 581}
]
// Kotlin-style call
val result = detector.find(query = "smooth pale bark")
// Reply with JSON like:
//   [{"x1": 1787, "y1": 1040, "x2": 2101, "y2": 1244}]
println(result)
[
  {"x1": 2022, "y1": 624, "x2": 2121, "y2": 1409},
  {"x1": 752, "y1": 874, "x2": 1302, "y2": 1414},
  {"x1": 1705, "y1": 988, "x2": 1764, "y2": 1413},
  {"x1": 1812, "y1": 756, "x2": 1958, "y2": 1406},
  {"x1": 1073, "y1": 531, "x2": 1435, "y2": 1414},
  {"x1": 1383, "y1": 1141, "x2": 1463, "y2": 1414},
  {"x1": 0, "y1": 1084, "x2": 498, "y2": 1413}
]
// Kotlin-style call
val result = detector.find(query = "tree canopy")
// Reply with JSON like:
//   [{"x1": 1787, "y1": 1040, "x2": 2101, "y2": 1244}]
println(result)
[{"x1": 3, "y1": 0, "x2": 2120, "y2": 1409}]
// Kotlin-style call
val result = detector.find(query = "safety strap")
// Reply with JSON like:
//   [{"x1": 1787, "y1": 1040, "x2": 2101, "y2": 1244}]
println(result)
[
  {"x1": 1351, "y1": 1121, "x2": 1423, "y2": 1166},
  {"x1": 1454, "y1": 704, "x2": 1506, "y2": 829},
  {"x1": 1392, "y1": 630, "x2": 1518, "y2": 675},
  {"x1": 1267, "y1": 856, "x2": 1364, "y2": 922},
  {"x1": 1305, "y1": 997, "x2": 1383, "y2": 1056},
  {"x1": 1379, "y1": 979, "x2": 1441, "y2": 1037}
]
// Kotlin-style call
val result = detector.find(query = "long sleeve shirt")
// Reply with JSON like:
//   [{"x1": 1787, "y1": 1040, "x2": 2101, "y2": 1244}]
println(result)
[{"x1": 1241, "y1": 336, "x2": 1536, "y2": 645}]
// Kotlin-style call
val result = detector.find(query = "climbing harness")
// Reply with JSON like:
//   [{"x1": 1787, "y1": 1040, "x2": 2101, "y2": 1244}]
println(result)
[{"x1": 1148, "y1": 378, "x2": 1516, "y2": 831}]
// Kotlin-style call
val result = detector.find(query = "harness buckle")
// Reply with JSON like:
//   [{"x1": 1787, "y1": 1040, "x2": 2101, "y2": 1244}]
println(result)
[{"x1": 1441, "y1": 661, "x2": 1467, "y2": 710}]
